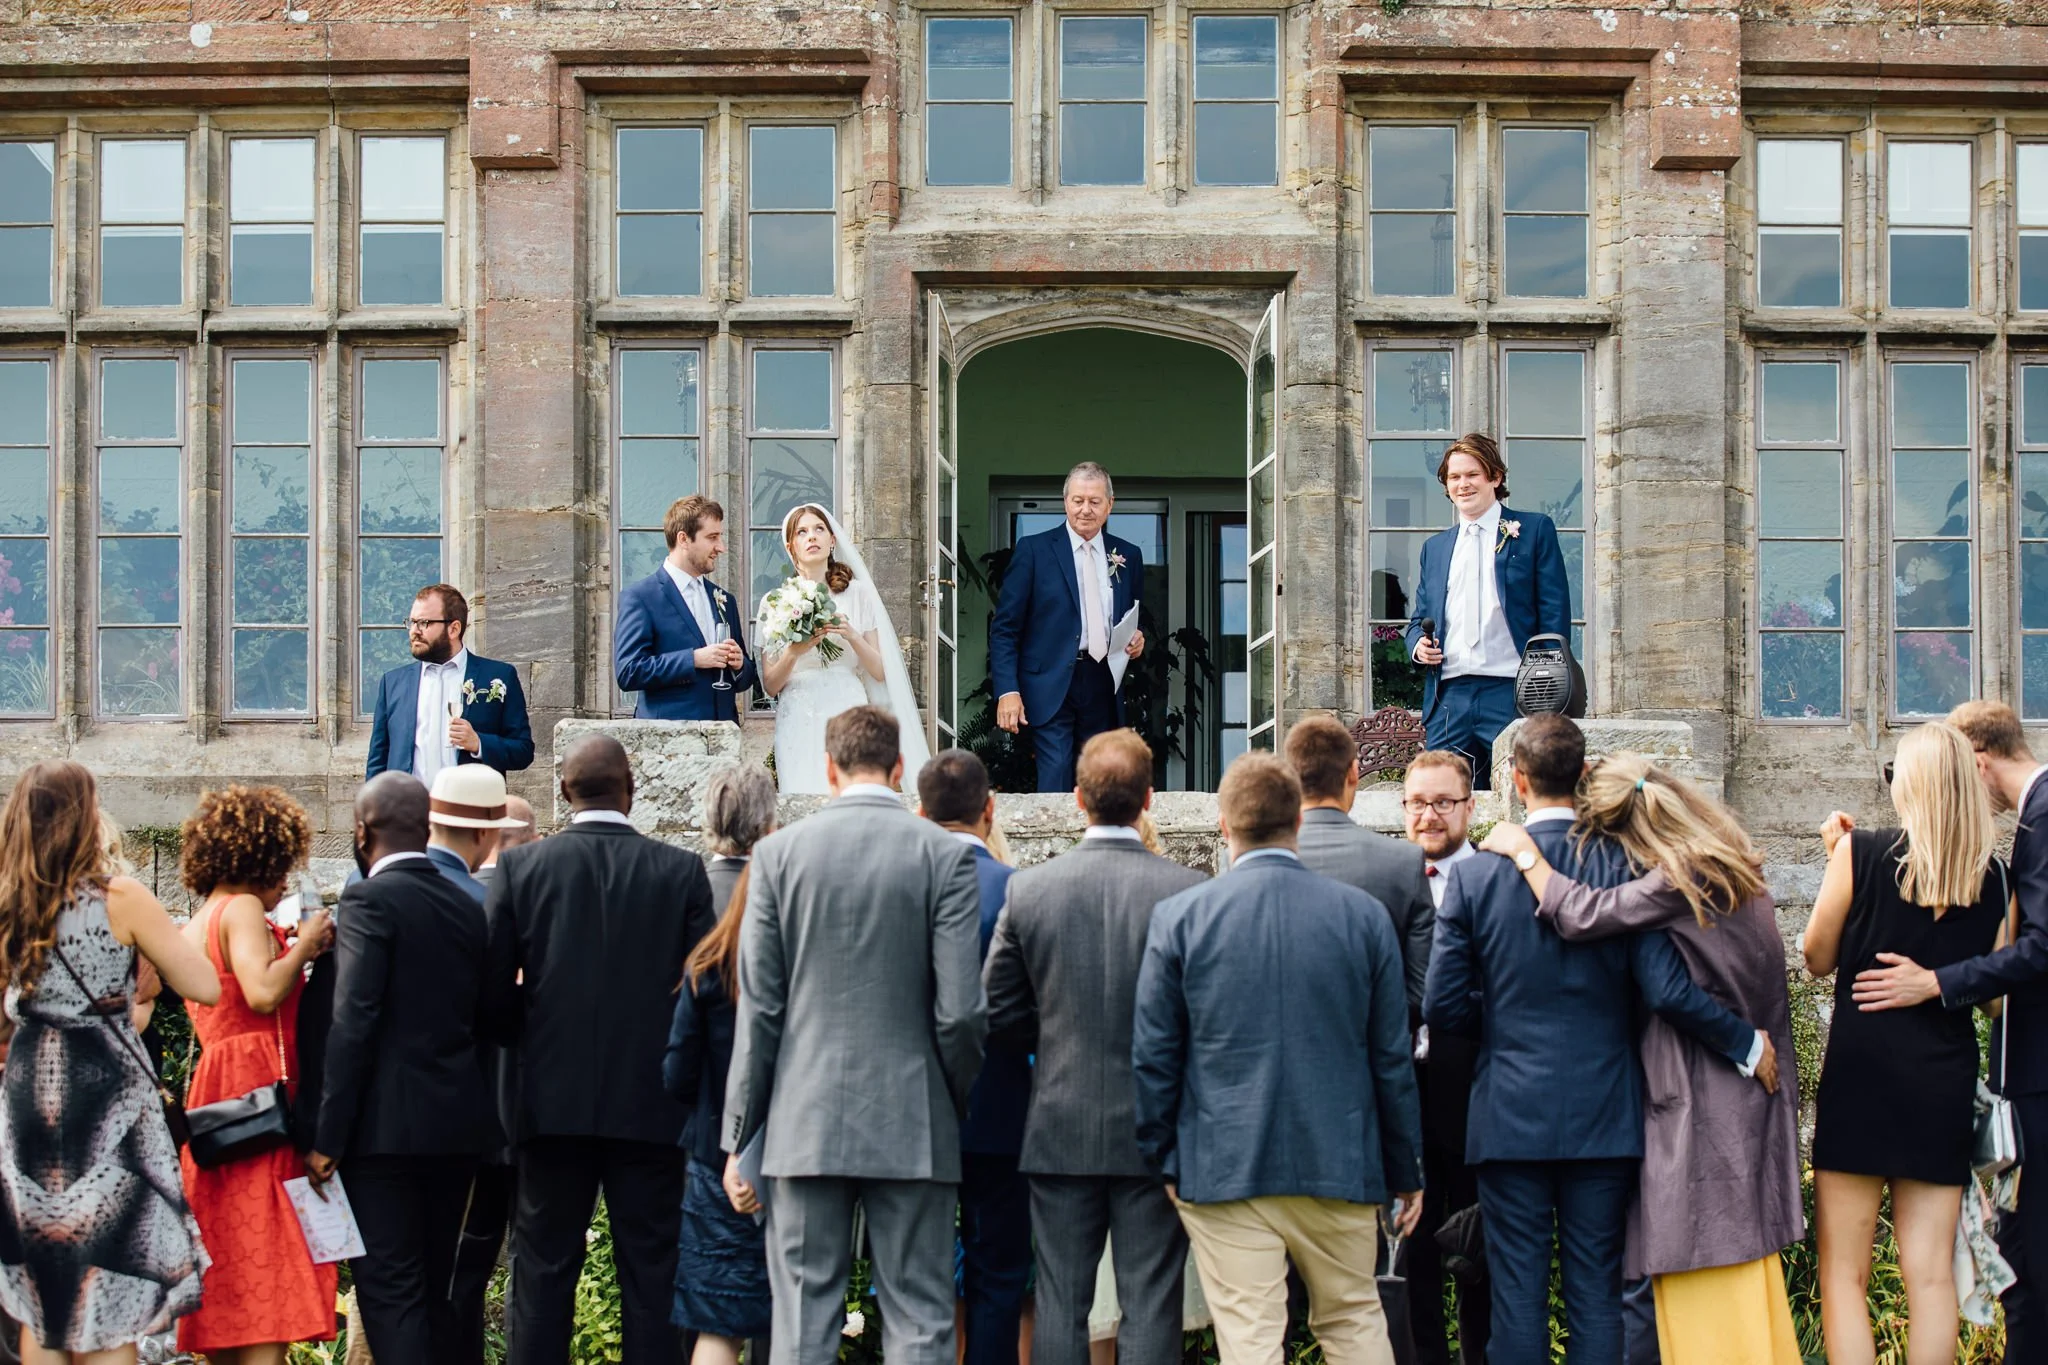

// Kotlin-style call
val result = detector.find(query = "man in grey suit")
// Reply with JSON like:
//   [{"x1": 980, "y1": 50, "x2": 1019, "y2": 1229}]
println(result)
[
  {"x1": 723, "y1": 705, "x2": 987, "y2": 1365},
  {"x1": 984, "y1": 730, "x2": 1206, "y2": 1365},
  {"x1": 1286, "y1": 712, "x2": 1434, "y2": 1017}
]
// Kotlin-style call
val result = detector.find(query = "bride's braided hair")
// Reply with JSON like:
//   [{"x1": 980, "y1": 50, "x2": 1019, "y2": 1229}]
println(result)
[{"x1": 783, "y1": 503, "x2": 854, "y2": 593}]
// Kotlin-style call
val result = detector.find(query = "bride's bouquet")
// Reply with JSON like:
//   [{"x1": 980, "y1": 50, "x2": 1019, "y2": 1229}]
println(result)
[{"x1": 760, "y1": 576, "x2": 848, "y2": 663}]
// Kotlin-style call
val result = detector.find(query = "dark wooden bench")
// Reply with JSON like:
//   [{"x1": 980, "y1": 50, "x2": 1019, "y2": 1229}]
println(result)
[{"x1": 1350, "y1": 706, "x2": 1426, "y2": 780}]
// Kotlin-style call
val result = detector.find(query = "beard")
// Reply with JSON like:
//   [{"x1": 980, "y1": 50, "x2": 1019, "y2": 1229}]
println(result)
[{"x1": 412, "y1": 633, "x2": 455, "y2": 664}]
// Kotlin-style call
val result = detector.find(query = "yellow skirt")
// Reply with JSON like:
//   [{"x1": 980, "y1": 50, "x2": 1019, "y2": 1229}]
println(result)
[{"x1": 1652, "y1": 1253, "x2": 1802, "y2": 1365}]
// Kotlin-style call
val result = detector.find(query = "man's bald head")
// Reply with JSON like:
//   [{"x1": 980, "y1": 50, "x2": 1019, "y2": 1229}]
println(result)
[
  {"x1": 355, "y1": 772, "x2": 430, "y2": 862},
  {"x1": 561, "y1": 735, "x2": 634, "y2": 814}
]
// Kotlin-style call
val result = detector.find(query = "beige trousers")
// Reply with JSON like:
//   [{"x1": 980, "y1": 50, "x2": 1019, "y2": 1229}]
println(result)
[{"x1": 1175, "y1": 1195, "x2": 1392, "y2": 1365}]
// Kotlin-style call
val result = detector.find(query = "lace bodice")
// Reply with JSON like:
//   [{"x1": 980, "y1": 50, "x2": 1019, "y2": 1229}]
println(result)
[{"x1": 760, "y1": 577, "x2": 882, "y2": 682}]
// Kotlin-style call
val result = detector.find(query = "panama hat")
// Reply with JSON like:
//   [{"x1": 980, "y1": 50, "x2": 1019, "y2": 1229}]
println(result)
[{"x1": 428, "y1": 765, "x2": 528, "y2": 830}]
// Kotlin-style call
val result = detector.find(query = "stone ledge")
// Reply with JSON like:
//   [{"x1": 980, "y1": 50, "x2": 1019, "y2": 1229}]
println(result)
[{"x1": 1490, "y1": 716, "x2": 1720, "y2": 803}]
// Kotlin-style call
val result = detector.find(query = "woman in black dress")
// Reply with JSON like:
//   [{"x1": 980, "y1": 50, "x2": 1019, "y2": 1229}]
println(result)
[{"x1": 1803, "y1": 720, "x2": 2009, "y2": 1365}]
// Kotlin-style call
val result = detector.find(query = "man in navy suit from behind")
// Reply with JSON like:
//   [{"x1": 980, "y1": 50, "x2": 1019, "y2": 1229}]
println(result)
[
  {"x1": 989, "y1": 462, "x2": 1146, "y2": 793},
  {"x1": 1424, "y1": 715, "x2": 1771, "y2": 1363},
  {"x1": 614, "y1": 494, "x2": 759, "y2": 720},
  {"x1": 918, "y1": 748, "x2": 1028, "y2": 1365},
  {"x1": 1403, "y1": 433, "x2": 1572, "y2": 790},
  {"x1": 1853, "y1": 699, "x2": 2048, "y2": 1353},
  {"x1": 365, "y1": 583, "x2": 534, "y2": 781}
]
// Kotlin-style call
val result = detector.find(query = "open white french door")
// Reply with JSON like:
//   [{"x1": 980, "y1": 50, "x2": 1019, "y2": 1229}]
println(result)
[
  {"x1": 925, "y1": 293, "x2": 960, "y2": 751},
  {"x1": 1245, "y1": 294, "x2": 1282, "y2": 750}
]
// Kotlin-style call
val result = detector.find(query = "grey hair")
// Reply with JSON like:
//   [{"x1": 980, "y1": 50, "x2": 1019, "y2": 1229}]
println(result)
[
  {"x1": 1063, "y1": 462, "x2": 1114, "y2": 499},
  {"x1": 702, "y1": 764, "x2": 778, "y2": 857}
]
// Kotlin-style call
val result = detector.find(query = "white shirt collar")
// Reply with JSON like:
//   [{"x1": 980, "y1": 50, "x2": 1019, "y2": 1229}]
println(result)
[
  {"x1": 1066, "y1": 523, "x2": 1102, "y2": 554},
  {"x1": 947, "y1": 830, "x2": 990, "y2": 853},
  {"x1": 570, "y1": 808, "x2": 634, "y2": 825},
  {"x1": 368, "y1": 850, "x2": 433, "y2": 878},
  {"x1": 1083, "y1": 825, "x2": 1144, "y2": 843},
  {"x1": 1427, "y1": 842, "x2": 1478, "y2": 873},
  {"x1": 1232, "y1": 846, "x2": 1299, "y2": 867},
  {"x1": 1457, "y1": 500, "x2": 1503, "y2": 537},
  {"x1": 423, "y1": 647, "x2": 468, "y2": 677},
  {"x1": 1524, "y1": 805, "x2": 1576, "y2": 826},
  {"x1": 837, "y1": 783, "x2": 899, "y2": 802}
]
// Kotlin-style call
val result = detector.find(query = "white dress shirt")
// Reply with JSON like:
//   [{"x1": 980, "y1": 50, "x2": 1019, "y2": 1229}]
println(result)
[
  {"x1": 570, "y1": 808, "x2": 634, "y2": 826},
  {"x1": 1440, "y1": 501, "x2": 1519, "y2": 681},
  {"x1": 664, "y1": 561, "x2": 720, "y2": 642},
  {"x1": 1424, "y1": 840, "x2": 1478, "y2": 910},
  {"x1": 836, "y1": 782, "x2": 899, "y2": 802},
  {"x1": 413, "y1": 648, "x2": 470, "y2": 784},
  {"x1": 1231, "y1": 846, "x2": 1300, "y2": 869},
  {"x1": 1083, "y1": 825, "x2": 1144, "y2": 844},
  {"x1": 948, "y1": 831, "x2": 991, "y2": 854},
  {"x1": 1066, "y1": 524, "x2": 1115, "y2": 657},
  {"x1": 368, "y1": 850, "x2": 433, "y2": 878}
]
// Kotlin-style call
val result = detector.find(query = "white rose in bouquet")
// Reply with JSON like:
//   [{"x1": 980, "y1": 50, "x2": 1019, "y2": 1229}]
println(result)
[{"x1": 761, "y1": 576, "x2": 849, "y2": 663}]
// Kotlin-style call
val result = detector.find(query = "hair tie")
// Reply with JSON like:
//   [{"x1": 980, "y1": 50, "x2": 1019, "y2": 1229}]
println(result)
[{"x1": 1635, "y1": 776, "x2": 1647, "y2": 792}]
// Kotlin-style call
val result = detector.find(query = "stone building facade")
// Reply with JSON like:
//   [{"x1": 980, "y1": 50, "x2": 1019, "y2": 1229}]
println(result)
[{"x1": 1, "y1": 0, "x2": 2045, "y2": 848}]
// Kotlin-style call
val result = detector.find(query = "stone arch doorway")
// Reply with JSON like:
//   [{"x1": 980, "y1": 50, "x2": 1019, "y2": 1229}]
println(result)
[{"x1": 950, "y1": 325, "x2": 1251, "y2": 792}]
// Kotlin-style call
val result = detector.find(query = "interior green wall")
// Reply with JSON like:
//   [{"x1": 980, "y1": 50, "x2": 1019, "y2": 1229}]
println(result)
[{"x1": 956, "y1": 327, "x2": 1247, "y2": 708}]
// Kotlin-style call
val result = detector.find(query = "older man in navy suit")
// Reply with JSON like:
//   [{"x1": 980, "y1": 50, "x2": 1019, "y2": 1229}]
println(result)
[
  {"x1": 1424, "y1": 716, "x2": 1769, "y2": 1364},
  {"x1": 365, "y1": 583, "x2": 534, "y2": 781},
  {"x1": 1403, "y1": 434, "x2": 1572, "y2": 789},
  {"x1": 614, "y1": 495, "x2": 758, "y2": 720},
  {"x1": 989, "y1": 463, "x2": 1146, "y2": 793}
]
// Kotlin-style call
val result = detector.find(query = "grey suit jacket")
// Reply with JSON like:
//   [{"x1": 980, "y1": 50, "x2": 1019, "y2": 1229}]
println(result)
[
  {"x1": 707, "y1": 855, "x2": 747, "y2": 916},
  {"x1": 984, "y1": 836, "x2": 1207, "y2": 1178},
  {"x1": 1295, "y1": 807, "x2": 1434, "y2": 1013},
  {"x1": 723, "y1": 793, "x2": 986, "y2": 1181}
]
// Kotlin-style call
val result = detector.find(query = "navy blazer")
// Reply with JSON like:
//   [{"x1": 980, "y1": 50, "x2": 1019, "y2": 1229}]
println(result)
[
  {"x1": 665, "y1": 967, "x2": 738, "y2": 1170},
  {"x1": 614, "y1": 568, "x2": 759, "y2": 721},
  {"x1": 989, "y1": 526, "x2": 1144, "y2": 729},
  {"x1": 1422, "y1": 822, "x2": 1757, "y2": 1165},
  {"x1": 1131, "y1": 853, "x2": 1424, "y2": 1206},
  {"x1": 1400, "y1": 507, "x2": 1572, "y2": 722},
  {"x1": 960, "y1": 844, "x2": 1026, "y2": 1156},
  {"x1": 365, "y1": 651, "x2": 534, "y2": 779},
  {"x1": 1939, "y1": 775, "x2": 2048, "y2": 1095}
]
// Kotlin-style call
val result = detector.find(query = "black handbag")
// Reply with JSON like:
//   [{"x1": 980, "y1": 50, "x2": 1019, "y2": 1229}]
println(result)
[
  {"x1": 183, "y1": 900, "x2": 295, "y2": 1170},
  {"x1": 47, "y1": 944, "x2": 190, "y2": 1149}
]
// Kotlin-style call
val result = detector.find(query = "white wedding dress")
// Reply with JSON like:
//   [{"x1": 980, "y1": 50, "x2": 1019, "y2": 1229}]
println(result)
[{"x1": 759, "y1": 511, "x2": 931, "y2": 795}]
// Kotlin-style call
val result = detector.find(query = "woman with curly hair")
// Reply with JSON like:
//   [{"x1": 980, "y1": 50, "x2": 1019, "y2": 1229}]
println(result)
[
  {"x1": 173, "y1": 785, "x2": 337, "y2": 1365},
  {"x1": 0, "y1": 760, "x2": 220, "y2": 1365}
]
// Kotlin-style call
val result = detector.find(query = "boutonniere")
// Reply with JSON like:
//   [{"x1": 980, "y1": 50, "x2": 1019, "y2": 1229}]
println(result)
[
  {"x1": 462, "y1": 678, "x2": 508, "y2": 707},
  {"x1": 1106, "y1": 549, "x2": 1128, "y2": 582},
  {"x1": 1495, "y1": 520, "x2": 1521, "y2": 554},
  {"x1": 712, "y1": 587, "x2": 730, "y2": 613}
]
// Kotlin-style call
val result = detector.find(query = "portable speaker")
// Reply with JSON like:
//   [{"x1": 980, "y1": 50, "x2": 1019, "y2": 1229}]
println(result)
[{"x1": 1515, "y1": 633, "x2": 1587, "y2": 719}]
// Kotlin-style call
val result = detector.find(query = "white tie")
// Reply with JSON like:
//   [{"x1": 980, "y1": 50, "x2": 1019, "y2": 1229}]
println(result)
[
  {"x1": 1461, "y1": 523, "x2": 1485, "y2": 653},
  {"x1": 688, "y1": 578, "x2": 713, "y2": 639},
  {"x1": 421, "y1": 665, "x2": 449, "y2": 786},
  {"x1": 1080, "y1": 541, "x2": 1108, "y2": 662}
]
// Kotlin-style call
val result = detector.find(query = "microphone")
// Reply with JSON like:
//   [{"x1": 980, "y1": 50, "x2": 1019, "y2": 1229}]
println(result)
[{"x1": 1421, "y1": 617, "x2": 1437, "y2": 648}]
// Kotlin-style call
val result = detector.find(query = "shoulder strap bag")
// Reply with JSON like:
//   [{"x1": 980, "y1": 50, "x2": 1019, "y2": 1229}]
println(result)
[
  {"x1": 1974, "y1": 859, "x2": 2023, "y2": 1178},
  {"x1": 48, "y1": 942, "x2": 190, "y2": 1150},
  {"x1": 179, "y1": 900, "x2": 296, "y2": 1169}
]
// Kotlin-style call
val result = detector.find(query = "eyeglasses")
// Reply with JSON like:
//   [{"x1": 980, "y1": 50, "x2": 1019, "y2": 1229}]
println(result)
[
  {"x1": 1402, "y1": 796, "x2": 1471, "y2": 816},
  {"x1": 406, "y1": 617, "x2": 451, "y2": 633}
]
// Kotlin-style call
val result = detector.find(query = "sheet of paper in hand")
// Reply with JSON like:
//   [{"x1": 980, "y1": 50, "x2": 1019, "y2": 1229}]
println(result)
[
  {"x1": 1108, "y1": 605, "x2": 1141, "y2": 690},
  {"x1": 285, "y1": 1173, "x2": 368, "y2": 1264}
]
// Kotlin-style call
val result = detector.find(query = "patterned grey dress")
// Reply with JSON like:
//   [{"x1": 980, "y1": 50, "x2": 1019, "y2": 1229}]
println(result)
[{"x1": 0, "y1": 888, "x2": 208, "y2": 1351}]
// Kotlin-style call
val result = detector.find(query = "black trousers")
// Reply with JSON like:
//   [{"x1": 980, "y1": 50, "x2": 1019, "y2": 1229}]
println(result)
[
  {"x1": 450, "y1": 1160, "x2": 517, "y2": 1365},
  {"x1": 1033, "y1": 655, "x2": 1120, "y2": 793},
  {"x1": 345, "y1": 1153, "x2": 480, "y2": 1365},
  {"x1": 509, "y1": 1136, "x2": 687, "y2": 1365},
  {"x1": 1403, "y1": 1036, "x2": 1489, "y2": 1365},
  {"x1": 959, "y1": 1152, "x2": 1032, "y2": 1365},
  {"x1": 1999, "y1": 1092, "x2": 2048, "y2": 1360}
]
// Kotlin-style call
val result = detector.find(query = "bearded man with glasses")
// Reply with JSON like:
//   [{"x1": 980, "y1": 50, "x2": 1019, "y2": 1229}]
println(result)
[{"x1": 366, "y1": 582, "x2": 535, "y2": 781}]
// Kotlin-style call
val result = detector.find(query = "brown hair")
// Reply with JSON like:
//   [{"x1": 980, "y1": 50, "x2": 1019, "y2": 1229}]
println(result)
[
  {"x1": 685, "y1": 862, "x2": 749, "y2": 995},
  {"x1": 1404, "y1": 749, "x2": 1473, "y2": 796},
  {"x1": 1511, "y1": 714, "x2": 1583, "y2": 802},
  {"x1": 826, "y1": 705, "x2": 900, "y2": 778},
  {"x1": 919, "y1": 748, "x2": 991, "y2": 826},
  {"x1": 1077, "y1": 729, "x2": 1153, "y2": 825},
  {"x1": 179, "y1": 785, "x2": 313, "y2": 897},
  {"x1": 1436, "y1": 432, "x2": 1510, "y2": 502},
  {"x1": 1576, "y1": 755, "x2": 1766, "y2": 928},
  {"x1": 0, "y1": 761, "x2": 110, "y2": 994},
  {"x1": 1219, "y1": 753, "x2": 1302, "y2": 847},
  {"x1": 417, "y1": 582, "x2": 469, "y2": 628},
  {"x1": 782, "y1": 504, "x2": 854, "y2": 594},
  {"x1": 663, "y1": 495, "x2": 725, "y2": 549},
  {"x1": 1284, "y1": 713, "x2": 1358, "y2": 803},
  {"x1": 1948, "y1": 700, "x2": 2033, "y2": 763}
]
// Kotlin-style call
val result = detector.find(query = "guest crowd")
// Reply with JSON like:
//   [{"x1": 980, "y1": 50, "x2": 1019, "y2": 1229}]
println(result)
[{"x1": 4, "y1": 692, "x2": 2048, "y2": 1365}]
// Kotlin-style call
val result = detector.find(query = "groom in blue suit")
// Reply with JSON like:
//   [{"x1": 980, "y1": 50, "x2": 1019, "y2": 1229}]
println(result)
[
  {"x1": 614, "y1": 494, "x2": 758, "y2": 720},
  {"x1": 365, "y1": 583, "x2": 534, "y2": 780},
  {"x1": 1402, "y1": 433, "x2": 1571, "y2": 789},
  {"x1": 989, "y1": 463, "x2": 1145, "y2": 793}
]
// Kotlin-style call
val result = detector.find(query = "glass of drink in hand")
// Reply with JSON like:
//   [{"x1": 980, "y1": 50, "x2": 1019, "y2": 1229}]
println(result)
[{"x1": 712, "y1": 624, "x2": 733, "y2": 692}]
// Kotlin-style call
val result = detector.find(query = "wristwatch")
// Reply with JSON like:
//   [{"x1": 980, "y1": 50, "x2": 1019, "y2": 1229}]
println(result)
[{"x1": 1514, "y1": 849, "x2": 1541, "y2": 873}]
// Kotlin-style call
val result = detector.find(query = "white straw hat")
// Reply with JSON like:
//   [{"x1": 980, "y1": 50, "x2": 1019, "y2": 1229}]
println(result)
[{"x1": 428, "y1": 765, "x2": 528, "y2": 829}]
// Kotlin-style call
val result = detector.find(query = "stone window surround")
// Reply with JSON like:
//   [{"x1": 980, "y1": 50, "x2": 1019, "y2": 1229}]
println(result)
[
  {"x1": 588, "y1": 99, "x2": 856, "y2": 311},
  {"x1": 0, "y1": 111, "x2": 467, "y2": 325},
  {"x1": 222, "y1": 347, "x2": 321, "y2": 720},
  {"x1": 1751, "y1": 347, "x2": 1851, "y2": 728},
  {"x1": 906, "y1": 0, "x2": 1293, "y2": 203},
  {"x1": 1741, "y1": 116, "x2": 2048, "y2": 323}
]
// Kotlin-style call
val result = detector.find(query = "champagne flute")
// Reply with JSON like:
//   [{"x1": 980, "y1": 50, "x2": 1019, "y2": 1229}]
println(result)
[{"x1": 712, "y1": 623, "x2": 734, "y2": 692}]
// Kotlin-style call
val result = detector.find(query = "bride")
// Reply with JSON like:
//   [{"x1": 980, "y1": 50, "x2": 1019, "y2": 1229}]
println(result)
[{"x1": 758, "y1": 503, "x2": 931, "y2": 794}]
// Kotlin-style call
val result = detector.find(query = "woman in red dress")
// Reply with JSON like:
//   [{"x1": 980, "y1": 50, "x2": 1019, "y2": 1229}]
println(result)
[{"x1": 175, "y1": 786, "x2": 338, "y2": 1365}]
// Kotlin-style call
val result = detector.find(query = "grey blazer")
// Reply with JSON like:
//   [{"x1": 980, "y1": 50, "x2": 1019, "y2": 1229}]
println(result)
[
  {"x1": 1295, "y1": 807, "x2": 1434, "y2": 1012},
  {"x1": 984, "y1": 836, "x2": 1207, "y2": 1178},
  {"x1": 707, "y1": 855, "x2": 748, "y2": 916},
  {"x1": 723, "y1": 793, "x2": 986, "y2": 1181}
]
